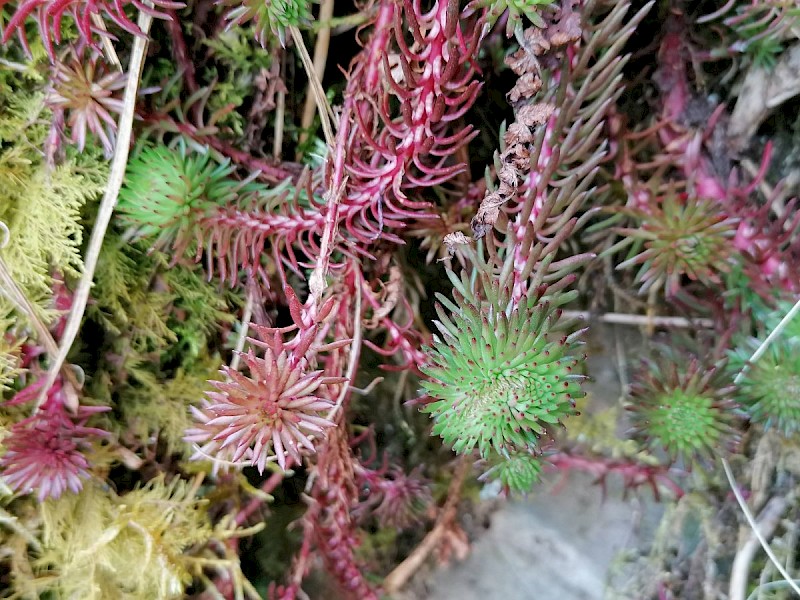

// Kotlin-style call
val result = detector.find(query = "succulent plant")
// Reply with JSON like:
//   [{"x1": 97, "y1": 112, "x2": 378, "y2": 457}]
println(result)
[
  {"x1": 699, "y1": 0, "x2": 800, "y2": 69},
  {"x1": 466, "y1": 0, "x2": 555, "y2": 37},
  {"x1": 359, "y1": 467, "x2": 432, "y2": 529},
  {"x1": 0, "y1": 379, "x2": 110, "y2": 501},
  {"x1": 46, "y1": 49, "x2": 127, "y2": 155},
  {"x1": 731, "y1": 342, "x2": 800, "y2": 436},
  {"x1": 219, "y1": 0, "x2": 312, "y2": 46},
  {"x1": 481, "y1": 452, "x2": 544, "y2": 494},
  {"x1": 0, "y1": 0, "x2": 182, "y2": 58},
  {"x1": 612, "y1": 194, "x2": 738, "y2": 296},
  {"x1": 117, "y1": 145, "x2": 240, "y2": 256},
  {"x1": 420, "y1": 272, "x2": 586, "y2": 459},
  {"x1": 185, "y1": 346, "x2": 340, "y2": 472},
  {"x1": 627, "y1": 351, "x2": 740, "y2": 464}
]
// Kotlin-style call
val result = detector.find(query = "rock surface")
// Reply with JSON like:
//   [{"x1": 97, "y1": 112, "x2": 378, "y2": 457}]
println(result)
[{"x1": 420, "y1": 473, "x2": 662, "y2": 600}]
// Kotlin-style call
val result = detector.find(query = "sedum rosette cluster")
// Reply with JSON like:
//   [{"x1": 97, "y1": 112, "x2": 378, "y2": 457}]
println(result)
[
  {"x1": 627, "y1": 350, "x2": 740, "y2": 465},
  {"x1": 186, "y1": 345, "x2": 342, "y2": 472},
  {"x1": 481, "y1": 452, "x2": 544, "y2": 494},
  {"x1": 610, "y1": 194, "x2": 738, "y2": 297},
  {"x1": 729, "y1": 303, "x2": 800, "y2": 436},
  {"x1": 420, "y1": 271, "x2": 586, "y2": 479}
]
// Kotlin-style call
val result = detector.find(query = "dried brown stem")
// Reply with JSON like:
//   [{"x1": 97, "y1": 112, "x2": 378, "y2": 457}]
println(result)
[
  {"x1": 383, "y1": 456, "x2": 472, "y2": 594},
  {"x1": 297, "y1": 0, "x2": 335, "y2": 155}
]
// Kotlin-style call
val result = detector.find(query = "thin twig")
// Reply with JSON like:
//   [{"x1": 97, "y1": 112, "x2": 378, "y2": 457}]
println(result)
[
  {"x1": 0, "y1": 58, "x2": 28, "y2": 72},
  {"x1": 307, "y1": 80, "x2": 353, "y2": 306},
  {"x1": 350, "y1": 376, "x2": 384, "y2": 395},
  {"x1": 309, "y1": 177, "x2": 346, "y2": 305},
  {"x1": 298, "y1": 0, "x2": 335, "y2": 156},
  {"x1": 561, "y1": 310, "x2": 714, "y2": 328},
  {"x1": 724, "y1": 296, "x2": 800, "y2": 600},
  {"x1": 289, "y1": 25, "x2": 336, "y2": 147},
  {"x1": 729, "y1": 495, "x2": 790, "y2": 600},
  {"x1": 383, "y1": 456, "x2": 472, "y2": 594},
  {"x1": 724, "y1": 462, "x2": 800, "y2": 600},
  {"x1": 325, "y1": 280, "x2": 362, "y2": 421},
  {"x1": 0, "y1": 255, "x2": 82, "y2": 411},
  {"x1": 273, "y1": 83, "x2": 286, "y2": 160},
  {"x1": 90, "y1": 14, "x2": 123, "y2": 71},
  {"x1": 310, "y1": 11, "x2": 369, "y2": 33},
  {"x1": 747, "y1": 578, "x2": 800, "y2": 600},
  {"x1": 733, "y1": 299, "x2": 800, "y2": 385},
  {"x1": 229, "y1": 290, "x2": 254, "y2": 372},
  {"x1": 36, "y1": 5, "x2": 154, "y2": 410}
]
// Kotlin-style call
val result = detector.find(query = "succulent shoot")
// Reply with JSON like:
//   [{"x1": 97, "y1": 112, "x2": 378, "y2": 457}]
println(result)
[
  {"x1": 46, "y1": 49, "x2": 127, "y2": 155},
  {"x1": 185, "y1": 346, "x2": 340, "y2": 472},
  {"x1": 466, "y1": 0, "x2": 556, "y2": 37},
  {"x1": 220, "y1": 0, "x2": 313, "y2": 46},
  {"x1": 627, "y1": 351, "x2": 740, "y2": 465},
  {"x1": 117, "y1": 145, "x2": 240, "y2": 255},
  {"x1": 732, "y1": 344, "x2": 800, "y2": 436},
  {"x1": 613, "y1": 194, "x2": 738, "y2": 296},
  {"x1": 481, "y1": 452, "x2": 544, "y2": 494},
  {"x1": 420, "y1": 271, "x2": 586, "y2": 459}
]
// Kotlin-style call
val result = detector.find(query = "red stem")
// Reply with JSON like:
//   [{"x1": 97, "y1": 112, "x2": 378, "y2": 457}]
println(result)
[
  {"x1": 166, "y1": 11, "x2": 199, "y2": 96},
  {"x1": 140, "y1": 112, "x2": 297, "y2": 182}
]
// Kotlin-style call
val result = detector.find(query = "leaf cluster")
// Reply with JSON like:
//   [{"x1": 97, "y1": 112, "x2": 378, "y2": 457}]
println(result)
[
  {"x1": 0, "y1": 81, "x2": 106, "y2": 321},
  {"x1": 30, "y1": 477, "x2": 212, "y2": 599}
]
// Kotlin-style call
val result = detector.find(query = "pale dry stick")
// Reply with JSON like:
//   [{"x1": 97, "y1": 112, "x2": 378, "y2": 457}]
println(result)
[
  {"x1": 294, "y1": 18, "x2": 345, "y2": 306},
  {"x1": 725, "y1": 462, "x2": 800, "y2": 600},
  {"x1": 273, "y1": 84, "x2": 286, "y2": 160},
  {"x1": 272, "y1": 47, "x2": 287, "y2": 160},
  {"x1": 349, "y1": 376, "x2": 384, "y2": 395},
  {"x1": 725, "y1": 296, "x2": 800, "y2": 600},
  {"x1": 645, "y1": 286, "x2": 658, "y2": 337},
  {"x1": 229, "y1": 291, "x2": 254, "y2": 372},
  {"x1": 613, "y1": 325, "x2": 630, "y2": 405},
  {"x1": 784, "y1": 521, "x2": 800, "y2": 594},
  {"x1": 734, "y1": 299, "x2": 800, "y2": 382},
  {"x1": 36, "y1": 5, "x2": 155, "y2": 410},
  {"x1": 90, "y1": 14, "x2": 123, "y2": 71},
  {"x1": 325, "y1": 280, "x2": 362, "y2": 421},
  {"x1": 729, "y1": 495, "x2": 791, "y2": 600},
  {"x1": 297, "y1": 0, "x2": 335, "y2": 156},
  {"x1": 311, "y1": 11, "x2": 368, "y2": 33},
  {"x1": 611, "y1": 288, "x2": 631, "y2": 404},
  {"x1": 383, "y1": 456, "x2": 472, "y2": 594},
  {"x1": 748, "y1": 579, "x2": 800, "y2": 600},
  {"x1": 0, "y1": 58, "x2": 27, "y2": 72},
  {"x1": 289, "y1": 25, "x2": 336, "y2": 147},
  {"x1": 561, "y1": 310, "x2": 714, "y2": 329},
  {"x1": 0, "y1": 253, "x2": 82, "y2": 411}
]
